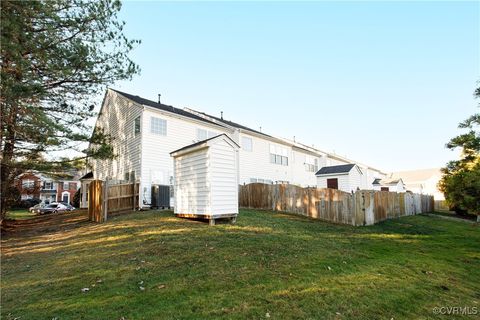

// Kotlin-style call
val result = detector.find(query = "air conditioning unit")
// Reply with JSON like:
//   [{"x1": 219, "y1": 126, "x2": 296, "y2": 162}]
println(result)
[{"x1": 151, "y1": 185, "x2": 171, "y2": 209}]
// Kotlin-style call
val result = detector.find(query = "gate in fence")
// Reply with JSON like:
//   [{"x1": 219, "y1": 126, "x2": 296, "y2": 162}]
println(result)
[{"x1": 88, "y1": 180, "x2": 140, "y2": 222}]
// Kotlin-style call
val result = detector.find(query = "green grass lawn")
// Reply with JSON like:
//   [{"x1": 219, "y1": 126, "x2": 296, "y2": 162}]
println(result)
[
  {"x1": 5, "y1": 209, "x2": 37, "y2": 220},
  {"x1": 1, "y1": 209, "x2": 479, "y2": 319}
]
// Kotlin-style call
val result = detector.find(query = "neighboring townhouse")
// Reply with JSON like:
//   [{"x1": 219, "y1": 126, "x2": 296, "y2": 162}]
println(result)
[
  {"x1": 389, "y1": 168, "x2": 444, "y2": 199},
  {"x1": 14, "y1": 171, "x2": 80, "y2": 204},
  {"x1": 15, "y1": 172, "x2": 44, "y2": 201},
  {"x1": 88, "y1": 89, "x2": 387, "y2": 208},
  {"x1": 56, "y1": 173, "x2": 82, "y2": 204}
]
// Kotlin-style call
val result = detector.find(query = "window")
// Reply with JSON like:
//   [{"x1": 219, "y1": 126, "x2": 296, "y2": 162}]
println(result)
[
  {"x1": 381, "y1": 187, "x2": 389, "y2": 192},
  {"x1": 44, "y1": 181, "x2": 53, "y2": 190},
  {"x1": 151, "y1": 117, "x2": 167, "y2": 135},
  {"x1": 124, "y1": 172, "x2": 130, "y2": 182},
  {"x1": 327, "y1": 178, "x2": 338, "y2": 189},
  {"x1": 305, "y1": 156, "x2": 319, "y2": 172},
  {"x1": 242, "y1": 137, "x2": 252, "y2": 151},
  {"x1": 197, "y1": 128, "x2": 217, "y2": 141},
  {"x1": 269, "y1": 145, "x2": 288, "y2": 166},
  {"x1": 134, "y1": 116, "x2": 141, "y2": 136},
  {"x1": 63, "y1": 182, "x2": 69, "y2": 190},
  {"x1": 21, "y1": 194, "x2": 33, "y2": 200},
  {"x1": 22, "y1": 179, "x2": 35, "y2": 188}
]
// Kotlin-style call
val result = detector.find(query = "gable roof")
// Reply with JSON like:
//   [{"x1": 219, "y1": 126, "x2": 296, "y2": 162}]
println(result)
[
  {"x1": 315, "y1": 164, "x2": 356, "y2": 175},
  {"x1": 170, "y1": 134, "x2": 239, "y2": 156},
  {"x1": 373, "y1": 178, "x2": 403, "y2": 186},
  {"x1": 111, "y1": 89, "x2": 220, "y2": 127}
]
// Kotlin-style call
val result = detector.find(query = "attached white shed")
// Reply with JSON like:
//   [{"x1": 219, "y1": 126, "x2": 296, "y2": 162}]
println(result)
[
  {"x1": 315, "y1": 164, "x2": 364, "y2": 193},
  {"x1": 372, "y1": 178, "x2": 406, "y2": 192},
  {"x1": 170, "y1": 134, "x2": 240, "y2": 225}
]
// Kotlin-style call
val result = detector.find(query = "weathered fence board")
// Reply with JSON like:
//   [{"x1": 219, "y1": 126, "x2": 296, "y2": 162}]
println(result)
[
  {"x1": 239, "y1": 183, "x2": 434, "y2": 226},
  {"x1": 88, "y1": 180, "x2": 139, "y2": 223}
]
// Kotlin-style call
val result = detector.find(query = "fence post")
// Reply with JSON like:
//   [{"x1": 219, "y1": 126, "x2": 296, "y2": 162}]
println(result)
[
  {"x1": 103, "y1": 179, "x2": 108, "y2": 222},
  {"x1": 133, "y1": 182, "x2": 136, "y2": 211}
]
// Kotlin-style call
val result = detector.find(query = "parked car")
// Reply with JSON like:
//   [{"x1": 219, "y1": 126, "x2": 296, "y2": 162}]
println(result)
[
  {"x1": 38, "y1": 203, "x2": 71, "y2": 215},
  {"x1": 29, "y1": 203, "x2": 46, "y2": 214},
  {"x1": 52, "y1": 202, "x2": 76, "y2": 211}
]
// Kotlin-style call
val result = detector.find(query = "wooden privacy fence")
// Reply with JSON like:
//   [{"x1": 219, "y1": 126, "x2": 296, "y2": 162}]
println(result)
[
  {"x1": 88, "y1": 180, "x2": 140, "y2": 222},
  {"x1": 239, "y1": 183, "x2": 434, "y2": 226}
]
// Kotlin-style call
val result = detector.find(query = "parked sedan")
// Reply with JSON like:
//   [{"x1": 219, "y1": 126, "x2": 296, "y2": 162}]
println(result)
[
  {"x1": 38, "y1": 203, "x2": 70, "y2": 215},
  {"x1": 29, "y1": 203, "x2": 46, "y2": 214}
]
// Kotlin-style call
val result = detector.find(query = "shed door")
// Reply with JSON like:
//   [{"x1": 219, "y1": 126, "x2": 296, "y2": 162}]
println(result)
[{"x1": 327, "y1": 178, "x2": 338, "y2": 189}]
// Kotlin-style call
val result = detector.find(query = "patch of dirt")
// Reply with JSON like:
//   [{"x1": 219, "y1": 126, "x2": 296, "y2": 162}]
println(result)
[{"x1": 1, "y1": 210, "x2": 90, "y2": 238}]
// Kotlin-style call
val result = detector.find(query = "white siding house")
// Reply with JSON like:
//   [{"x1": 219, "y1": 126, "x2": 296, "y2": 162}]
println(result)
[
  {"x1": 89, "y1": 89, "x2": 386, "y2": 208},
  {"x1": 171, "y1": 134, "x2": 239, "y2": 224}
]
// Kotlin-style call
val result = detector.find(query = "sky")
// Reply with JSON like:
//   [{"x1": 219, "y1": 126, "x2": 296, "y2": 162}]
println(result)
[{"x1": 109, "y1": 1, "x2": 479, "y2": 172}]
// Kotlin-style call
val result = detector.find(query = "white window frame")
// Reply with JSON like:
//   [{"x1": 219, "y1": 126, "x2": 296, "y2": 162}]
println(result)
[
  {"x1": 151, "y1": 117, "x2": 167, "y2": 136},
  {"x1": 269, "y1": 144, "x2": 288, "y2": 166},
  {"x1": 197, "y1": 128, "x2": 218, "y2": 141},
  {"x1": 22, "y1": 179, "x2": 35, "y2": 188},
  {"x1": 242, "y1": 136, "x2": 253, "y2": 152},
  {"x1": 305, "y1": 156, "x2": 319, "y2": 172},
  {"x1": 44, "y1": 181, "x2": 53, "y2": 190},
  {"x1": 134, "y1": 116, "x2": 141, "y2": 137}
]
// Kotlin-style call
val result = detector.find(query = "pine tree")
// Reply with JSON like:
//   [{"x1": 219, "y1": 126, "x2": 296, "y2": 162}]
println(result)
[
  {"x1": 1, "y1": 0, "x2": 140, "y2": 219},
  {"x1": 439, "y1": 86, "x2": 480, "y2": 221}
]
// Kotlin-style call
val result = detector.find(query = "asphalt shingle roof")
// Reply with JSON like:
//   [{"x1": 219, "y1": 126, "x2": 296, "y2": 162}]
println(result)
[
  {"x1": 112, "y1": 89, "x2": 220, "y2": 127},
  {"x1": 193, "y1": 111, "x2": 271, "y2": 137},
  {"x1": 315, "y1": 164, "x2": 355, "y2": 175}
]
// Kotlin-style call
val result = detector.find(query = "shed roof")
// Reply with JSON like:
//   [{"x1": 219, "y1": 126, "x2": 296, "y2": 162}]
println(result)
[
  {"x1": 170, "y1": 134, "x2": 239, "y2": 156},
  {"x1": 80, "y1": 171, "x2": 94, "y2": 180},
  {"x1": 372, "y1": 178, "x2": 403, "y2": 186},
  {"x1": 315, "y1": 164, "x2": 356, "y2": 175}
]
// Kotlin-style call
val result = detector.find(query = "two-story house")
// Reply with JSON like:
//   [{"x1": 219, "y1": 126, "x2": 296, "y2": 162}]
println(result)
[
  {"x1": 88, "y1": 89, "x2": 386, "y2": 208},
  {"x1": 14, "y1": 171, "x2": 80, "y2": 204}
]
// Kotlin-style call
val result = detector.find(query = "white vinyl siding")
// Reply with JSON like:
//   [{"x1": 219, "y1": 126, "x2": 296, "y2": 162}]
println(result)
[
  {"x1": 173, "y1": 136, "x2": 238, "y2": 216},
  {"x1": 140, "y1": 108, "x2": 229, "y2": 206},
  {"x1": 174, "y1": 149, "x2": 210, "y2": 214},
  {"x1": 151, "y1": 117, "x2": 167, "y2": 135},
  {"x1": 209, "y1": 140, "x2": 239, "y2": 214},
  {"x1": 89, "y1": 90, "x2": 143, "y2": 184},
  {"x1": 316, "y1": 166, "x2": 369, "y2": 193}
]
